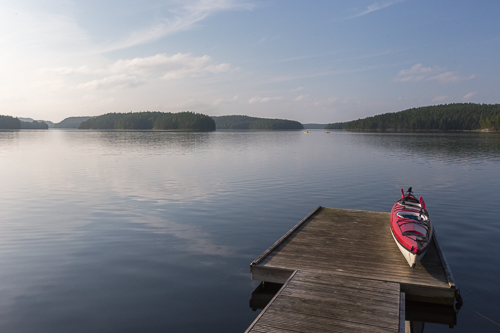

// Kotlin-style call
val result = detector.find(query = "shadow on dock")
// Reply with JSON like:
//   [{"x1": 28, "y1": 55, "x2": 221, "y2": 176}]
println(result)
[{"x1": 250, "y1": 281, "x2": 458, "y2": 331}]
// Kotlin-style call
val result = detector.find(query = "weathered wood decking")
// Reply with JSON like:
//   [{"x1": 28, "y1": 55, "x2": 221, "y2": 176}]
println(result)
[{"x1": 245, "y1": 206, "x2": 457, "y2": 332}]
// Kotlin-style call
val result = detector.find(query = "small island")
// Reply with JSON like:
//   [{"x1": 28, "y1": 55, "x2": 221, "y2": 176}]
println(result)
[
  {"x1": 0, "y1": 115, "x2": 49, "y2": 129},
  {"x1": 326, "y1": 103, "x2": 500, "y2": 131},
  {"x1": 78, "y1": 111, "x2": 216, "y2": 131},
  {"x1": 212, "y1": 115, "x2": 303, "y2": 130}
]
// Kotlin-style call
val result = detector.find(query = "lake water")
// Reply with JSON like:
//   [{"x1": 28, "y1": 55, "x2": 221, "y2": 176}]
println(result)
[{"x1": 0, "y1": 129, "x2": 499, "y2": 332}]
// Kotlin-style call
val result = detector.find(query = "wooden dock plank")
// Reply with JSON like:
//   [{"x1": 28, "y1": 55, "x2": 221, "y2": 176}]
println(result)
[
  {"x1": 261, "y1": 252, "x2": 449, "y2": 287},
  {"x1": 246, "y1": 207, "x2": 457, "y2": 332},
  {"x1": 254, "y1": 207, "x2": 451, "y2": 290},
  {"x1": 247, "y1": 271, "x2": 400, "y2": 333}
]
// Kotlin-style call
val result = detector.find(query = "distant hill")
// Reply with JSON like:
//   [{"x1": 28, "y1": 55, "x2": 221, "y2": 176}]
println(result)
[
  {"x1": 212, "y1": 115, "x2": 303, "y2": 130},
  {"x1": 324, "y1": 122, "x2": 346, "y2": 130},
  {"x1": 79, "y1": 111, "x2": 216, "y2": 131},
  {"x1": 19, "y1": 117, "x2": 54, "y2": 128},
  {"x1": 303, "y1": 123, "x2": 327, "y2": 129},
  {"x1": 326, "y1": 103, "x2": 500, "y2": 131},
  {"x1": 54, "y1": 116, "x2": 94, "y2": 128},
  {"x1": 0, "y1": 115, "x2": 48, "y2": 129}
]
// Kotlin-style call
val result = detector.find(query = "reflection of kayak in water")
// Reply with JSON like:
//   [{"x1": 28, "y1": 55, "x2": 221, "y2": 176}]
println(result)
[{"x1": 390, "y1": 187, "x2": 433, "y2": 268}]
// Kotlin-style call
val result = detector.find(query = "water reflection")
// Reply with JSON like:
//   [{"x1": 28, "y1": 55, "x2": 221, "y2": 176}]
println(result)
[
  {"x1": 1, "y1": 129, "x2": 498, "y2": 332},
  {"x1": 349, "y1": 132, "x2": 500, "y2": 164},
  {"x1": 59, "y1": 129, "x2": 303, "y2": 154}
]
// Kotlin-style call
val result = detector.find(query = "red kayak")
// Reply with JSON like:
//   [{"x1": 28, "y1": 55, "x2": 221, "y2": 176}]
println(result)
[{"x1": 390, "y1": 187, "x2": 433, "y2": 268}]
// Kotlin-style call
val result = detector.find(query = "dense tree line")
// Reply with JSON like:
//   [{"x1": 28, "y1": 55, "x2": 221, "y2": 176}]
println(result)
[
  {"x1": 20, "y1": 120, "x2": 49, "y2": 129},
  {"x1": 0, "y1": 115, "x2": 21, "y2": 129},
  {"x1": 326, "y1": 103, "x2": 500, "y2": 131},
  {"x1": 212, "y1": 115, "x2": 303, "y2": 130},
  {"x1": 0, "y1": 115, "x2": 48, "y2": 129},
  {"x1": 480, "y1": 112, "x2": 500, "y2": 131},
  {"x1": 78, "y1": 112, "x2": 216, "y2": 131}
]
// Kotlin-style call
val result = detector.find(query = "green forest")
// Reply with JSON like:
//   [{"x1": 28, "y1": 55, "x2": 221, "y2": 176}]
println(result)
[
  {"x1": 325, "y1": 103, "x2": 500, "y2": 131},
  {"x1": 78, "y1": 112, "x2": 216, "y2": 131},
  {"x1": 212, "y1": 115, "x2": 303, "y2": 130},
  {"x1": 0, "y1": 115, "x2": 48, "y2": 129}
]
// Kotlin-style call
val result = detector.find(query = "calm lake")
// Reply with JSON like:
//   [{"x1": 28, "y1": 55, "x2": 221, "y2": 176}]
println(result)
[{"x1": 1, "y1": 129, "x2": 499, "y2": 332}]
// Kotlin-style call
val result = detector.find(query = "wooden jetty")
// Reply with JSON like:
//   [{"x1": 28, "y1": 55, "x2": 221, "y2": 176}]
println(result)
[{"x1": 245, "y1": 206, "x2": 457, "y2": 333}]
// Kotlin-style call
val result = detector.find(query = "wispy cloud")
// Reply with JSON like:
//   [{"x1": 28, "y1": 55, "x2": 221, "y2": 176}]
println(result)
[
  {"x1": 211, "y1": 94, "x2": 239, "y2": 105},
  {"x1": 99, "y1": 0, "x2": 253, "y2": 53},
  {"x1": 314, "y1": 97, "x2": 339, "y2": 107},
  {"x1": 432, "y1": 95, "x2": 448, "y2": 102},
  {"x1": 77, "y1": 74, "x2": 144, "y2": 90},
  {"x1": 463, "y1": 92, "x2": 476, "y2": 101},
  {"x1": 51, "y1": 53, "x2": 236, "y2": 89},
  {"x1": 248, "y1": 96, "x2": 283, "y2": 103},
  {"x1": 212, "y1": 98, "x2": 223, "y2": 105},
  {"x1": 109, "y1": 53, "x2": 235, "y2": 79},
  {"x1": 353, "y1": 49, "x2": 405, "y2": 59},
  {"x1": 344, "y1": 0, "x2": 403, "y2": 20},
  {"x1": 273, "y1": 65, "x2": 379, "y2": 82},
  {"x1": 277, "y1": 55, "x2": 316, "y2": 63},
  {"x1": 394, "y1": 63, "x2": 475, "y2": 83}
]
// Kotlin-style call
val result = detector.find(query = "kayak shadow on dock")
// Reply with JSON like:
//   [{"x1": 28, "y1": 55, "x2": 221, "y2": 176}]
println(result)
[{"x1": 415, "y1": 236, "x2": 450, "y2": 281}]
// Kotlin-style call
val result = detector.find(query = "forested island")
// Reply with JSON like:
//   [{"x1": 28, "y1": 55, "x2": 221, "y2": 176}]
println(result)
[
  {"x1": 0, "y1": 115, "x2": 48, "y2": 129},
  {"x1": 78, "y1": 111, "x2": 216, "y2": 131},
  {"x1": 212, "y1": 115, "x2": 303, "y2": 130},
  {"x1": 7, "y1": 103, "x2": 500, "y2": 132},
  {"x1": 326, "y1": 103, "x2": 500, "y2": 131}
]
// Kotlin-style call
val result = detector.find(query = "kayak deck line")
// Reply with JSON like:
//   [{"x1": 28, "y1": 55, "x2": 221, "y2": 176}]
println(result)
[{"x1": 246, "y1": 207, "x2": 458, "y2": 333}]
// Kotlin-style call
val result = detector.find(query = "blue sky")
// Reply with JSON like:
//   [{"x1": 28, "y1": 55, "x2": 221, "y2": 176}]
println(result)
[{"x1": 1, "y1": 0, "x2": 498, "y2": 123}]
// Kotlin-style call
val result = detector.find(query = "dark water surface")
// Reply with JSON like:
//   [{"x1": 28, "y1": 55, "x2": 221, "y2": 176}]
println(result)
[{"x1": 0, "y1": 129, "x2": 499, "y2": 332}]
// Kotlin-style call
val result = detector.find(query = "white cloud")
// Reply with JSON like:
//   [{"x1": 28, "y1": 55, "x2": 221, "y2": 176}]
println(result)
[
  {"x1": 429, "y1": 72, "x2": 475, "y2": 83},
  {"x1": 48, "y1": 53, "x2": 235, "y2": 90},
  {"x1": 77, "y1": 74, "x2": 144, "y2": 90},
  {"x1": 394, "y1": 63, "x2": 475, "y2": 83},
  {"x1": 345, "y1": 0, "x2": 403, "y2": 20},
  {"x1": 273, "y1": 65, "x2": 378, "y2": 82},
  {"x1": 294, "y1": 95, "x2": 306, "y2": 101},
  {"x1": 314, "y1": 97, "x2": 339, "y2": 107},
  {"x1": 248, "y1": 96, "x2": 284, "y2": 103},
  {"x1": 394, "y1": 63, "x2": 442, "y2": 82},
  {"x1": 99, "y1": 0, "x2": 254, "y2": 53},
  {"x1": 463, "y1": 92, "x2": 477, "y2": 101},
  {"x1": 432, "y1": 95, "x2": 448, "y2": 102},
  {"x1": 107, "y1": 53, "x2": 234, "y2": 80},
  {"x1": 212, "y1": 95, "x2": 239, "y2": 105},
  {"x1": 212, "y1": 98, "x2": 223, "y2": 105}
]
